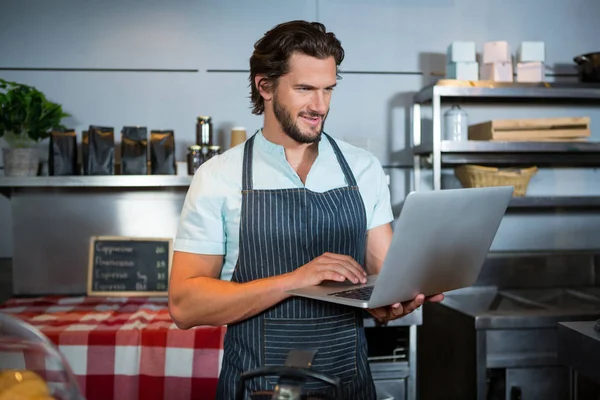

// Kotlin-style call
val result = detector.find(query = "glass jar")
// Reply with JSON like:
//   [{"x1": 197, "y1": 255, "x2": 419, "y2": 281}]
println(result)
[
  {"x1": 187, "y1": 145, "x2": 203, "y2": 175},
  {"x1": 206, "y1": 145, "x2": 221, "y2": 161},
  {"x1": 196, "y1": 116, "x2": 213, "y2": 146},
  {"x1": 443, "y1": 105, "x2": 469, "y2": 141}
]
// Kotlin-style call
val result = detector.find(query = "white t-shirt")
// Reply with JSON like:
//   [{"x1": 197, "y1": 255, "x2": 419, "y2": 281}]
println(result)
[{"x1": 174, "y1": 129, "x2": 394, "y2": 281}]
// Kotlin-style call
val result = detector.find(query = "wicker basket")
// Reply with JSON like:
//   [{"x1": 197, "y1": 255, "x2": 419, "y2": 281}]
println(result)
[{"x1": 454, "y1": 165, "x2": 538, "y2": 197}]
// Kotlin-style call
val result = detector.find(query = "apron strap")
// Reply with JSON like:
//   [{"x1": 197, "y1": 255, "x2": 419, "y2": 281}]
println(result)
[
  {"x1": 241, "y1": 131, "x2": 359, "y2": 190},
  {"x1": 323, "y1": 132, "x2": 358, "y2": 187},
  {"x1": 242, "y1": 133, "x2": 257, "y2": 191}
]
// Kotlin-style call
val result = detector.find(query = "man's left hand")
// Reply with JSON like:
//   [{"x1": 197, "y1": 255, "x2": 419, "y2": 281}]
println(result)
[{"x1": 367, "y1": 293, "x2": 445, "y2": 324}]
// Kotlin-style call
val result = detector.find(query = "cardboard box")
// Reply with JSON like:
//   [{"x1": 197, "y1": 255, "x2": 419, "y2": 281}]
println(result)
[
  {"x1": 516, "y1": 61, "x2": 545, "y2": 82},
  {"x1": 446, "y1": 62, "x2": 479, "y2": 80},
  {"x1": 480, "y1": 62, "x2": 513, "y2": 82},
  {"x1": 447, "y1": 41, "x2": 476, "y2": 63},
  {"x1": 518, "y1": 42, "x2": 545, "y2": 63},
  {"x1": 483, "y1": 41, "x2": 511, "y2": 63},
  {"x1": 468, "y1": 117, "x2": 590, "y2": 141}
]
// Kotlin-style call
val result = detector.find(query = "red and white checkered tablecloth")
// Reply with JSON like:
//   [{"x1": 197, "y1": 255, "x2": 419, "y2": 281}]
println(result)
[{"x1": 0, "y1": 296, "x2": 226, "y2": 400}]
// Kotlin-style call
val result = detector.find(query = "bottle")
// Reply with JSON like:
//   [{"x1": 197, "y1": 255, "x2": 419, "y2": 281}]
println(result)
[
  {"x1": 186, "y1": 145, "x2": 203, "y2": 175},
  {"x1": 196, "y1": 116, "x2": 213, "y2": 146},
  {"x1": 443, "y1": 105, "x2": 468, "y2": 141},
  {"x1": 206, "y1": 145, "x2": 221, "y2": 161}
]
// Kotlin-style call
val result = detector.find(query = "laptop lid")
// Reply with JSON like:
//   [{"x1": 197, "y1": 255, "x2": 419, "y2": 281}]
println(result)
[
  {"x1": 367, "y1": 186, "x2": 513, "y2": 308},
  {"x1": 286, "y1": 186, "x2": 513, "y2": 309}
]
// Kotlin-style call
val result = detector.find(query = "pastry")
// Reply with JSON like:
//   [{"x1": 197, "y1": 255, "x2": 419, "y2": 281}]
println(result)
[{"x1": 0, "y1": 369, "x2": 55, "y2": 400}]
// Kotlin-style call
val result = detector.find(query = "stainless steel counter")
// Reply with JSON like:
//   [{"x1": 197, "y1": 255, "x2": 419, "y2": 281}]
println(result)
[
  {"x1": 558, "y1": 321, "x2": 600, "y2": 399},
  {"x1": 418, "y1": 285, "x2": 600, "y2": 400},
  {"x1": 441, "y1": 286, "x2": 600, "y2": 329},
  {"x1": 0, "y1": 175, "x2": 192, "y2": 295}
]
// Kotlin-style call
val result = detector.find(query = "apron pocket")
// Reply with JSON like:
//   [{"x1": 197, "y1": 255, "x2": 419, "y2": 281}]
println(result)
[{"x1": 263, "y1": 312, "x2": 358, "y2": 391}]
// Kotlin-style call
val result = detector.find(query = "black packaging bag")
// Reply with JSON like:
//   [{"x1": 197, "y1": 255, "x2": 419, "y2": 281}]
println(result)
[
  {"x1": 86, "y1": 125, "x2": 115, "y2": 175},
  {"x1": 48, "y1": 129, "x2": 78, "y2": 176},
  {"x1": 150, "y1": 130, "x2": 176, "y2": 175},
  {"x1": 121, "y1": 126, "x2": 148, "y2": 175}
]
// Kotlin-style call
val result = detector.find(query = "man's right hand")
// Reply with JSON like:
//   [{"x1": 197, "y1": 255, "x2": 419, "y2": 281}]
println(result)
[{"x1": 287, "y1": 252, "x2": 368, "y2": 289}]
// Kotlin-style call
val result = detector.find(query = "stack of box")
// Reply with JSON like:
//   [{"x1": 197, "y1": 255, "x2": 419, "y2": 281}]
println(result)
[
  {"x1": 516, "y1": 42, "x2": 545, "y2": 82},
  {"x1": 446, "y1": 41, "x2": 478, "y2": 81},
  {"x1": 480, "y1": 41, "x2": 513, "y2": 82}
]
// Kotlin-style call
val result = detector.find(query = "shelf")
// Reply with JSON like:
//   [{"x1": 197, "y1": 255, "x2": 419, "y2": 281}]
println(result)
[
  {"x1": 414, "y1": 79, "x2": 600, "y2": 104},
  {"x1": 0, "y1": 175, "x2": 194, "y2": 188},
  {"x1": 411, "y1": 141, "x2": 600, "y2": 167},
  {"x1": 393, "y1": 195, "x2": 600, "y2": 210},
  {"x1": 509, "y1": 196, "x2": 600, "y2": 208}
]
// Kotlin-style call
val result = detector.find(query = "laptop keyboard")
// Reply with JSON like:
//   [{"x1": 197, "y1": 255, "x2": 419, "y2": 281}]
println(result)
[{"x1": 328, "y1": 286, "x2": 374, "y2": 301}]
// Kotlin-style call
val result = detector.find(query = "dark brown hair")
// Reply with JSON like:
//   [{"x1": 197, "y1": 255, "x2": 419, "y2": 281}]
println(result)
[{"x1": 249, "y1": 20, "x2": 345, "y2": 115}]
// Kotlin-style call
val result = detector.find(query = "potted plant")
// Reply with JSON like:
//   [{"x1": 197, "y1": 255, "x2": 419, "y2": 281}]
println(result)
[{"x1": 0, "y1": 78, "x2": 70, "y2": 177}]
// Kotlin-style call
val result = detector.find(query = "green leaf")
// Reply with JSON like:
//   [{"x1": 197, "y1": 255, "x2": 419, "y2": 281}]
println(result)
[{"x1": 0, "y1": 78, "x2": 69, "y2": 145}]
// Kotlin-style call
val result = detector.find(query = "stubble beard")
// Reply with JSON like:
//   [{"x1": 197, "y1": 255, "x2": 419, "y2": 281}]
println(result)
[{"x1": 273, "y1": 93, "x2": 327, "y2": 144}]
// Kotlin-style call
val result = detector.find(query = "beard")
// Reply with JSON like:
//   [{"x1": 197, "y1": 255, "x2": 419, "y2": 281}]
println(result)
[{"x1": 273, "y1": 93, "x2": 327, "y2": 144}]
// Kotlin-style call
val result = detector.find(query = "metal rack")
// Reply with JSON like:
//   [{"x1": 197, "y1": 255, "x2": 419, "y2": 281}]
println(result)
[
  {"x1": 0, "y1": 175, "x2": 194, "y2": 189},
  {"x1": 410, "y1": 81, "x2": 600, "y2": 399},
  {"x1": 0, "y1": 175, "x2": 194, "y2": 198},
  {"x1": 407, "y1": 79, "x2": 600, "y2": 208}
]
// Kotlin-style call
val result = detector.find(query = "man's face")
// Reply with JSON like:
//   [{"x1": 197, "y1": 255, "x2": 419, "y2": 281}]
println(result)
[{"x1": 271, "y1": 53, "x2": 337, "y2": 144}]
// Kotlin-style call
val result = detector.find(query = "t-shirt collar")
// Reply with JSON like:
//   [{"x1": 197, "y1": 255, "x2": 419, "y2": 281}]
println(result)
[{"x1": 254, "y1": 128, "x2": 331, "y2": 156}]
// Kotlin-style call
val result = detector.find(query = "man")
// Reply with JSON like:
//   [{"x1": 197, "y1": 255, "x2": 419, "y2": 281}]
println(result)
[{"x1": 168, "y1": 20, "x2": 444, "y2": 399}]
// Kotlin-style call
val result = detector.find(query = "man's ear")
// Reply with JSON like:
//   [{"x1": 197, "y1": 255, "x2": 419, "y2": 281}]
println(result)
[{"x1": 255, "y1": 74, "x2": 273, "y2": 102}]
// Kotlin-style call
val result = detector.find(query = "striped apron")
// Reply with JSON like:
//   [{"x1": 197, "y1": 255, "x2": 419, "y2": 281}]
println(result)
[{"x1": 216, "y1": 132, "x2": 376, "y2": 400}]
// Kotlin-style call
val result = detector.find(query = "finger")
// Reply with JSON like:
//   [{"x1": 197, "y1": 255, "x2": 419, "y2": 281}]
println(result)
[
  {"x1": 425, "y1": 293, "x2": 445, "y2": 303},
  {"x1": 414, "y1": 294, "x2": 426, "y2": 303},
  {"x1": 367, "y1": 307, "x2": 387, "y2": 319},
  {"x1": 390, "y1": 304, "x2": 404, "y2": 317},
  {"x1": 401, "y1": 302, "x2": 418, "y2": 315},
  {"x1": 315, "y1": 264, "x2": 353, "y2": 283},
  {"x1": 319, "y1": 261, "x2": 367, "y2": 284},
  {"x1": 373, "y1": 309, "x2": 387, "y2": 319},
  {"x1": 321, "y1": 253, "x2": 367, "y2": 277},
  {"x1": 338, "y1": 259, "x2": 368, "y2": 283},
  {"x1": 369, "y1": 310, "x2": 387, "y2": 324},
  {"x1": 323, "y1": 264, "x2": 362, "y2": 283},
  {"x1": 402, "y1": 296, "x2": 425, "y2": 314},
  {"x1": 320, "y1": 271, "x2": 347, "y2": 282}
]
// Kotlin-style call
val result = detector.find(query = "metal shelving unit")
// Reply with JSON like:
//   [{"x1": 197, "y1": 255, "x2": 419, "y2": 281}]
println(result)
[
  {"x1": 0, "y1": 175, "x2": 194, "y2": 188},
  {"x1": 0, "y1": 175, "x2": 194, "y2": 197},
  {"x1": 411, "y1": 141, "x2": 600, "y2": 166},
  {"x1": 508, "y1": 196, "x2": 600, "y2": 209},
  {"x1": 409, "y1": 80, "x2": 600, "y2": 207},
  {"x1": 412, "y1": 82, "x2": 600, "y2": 399}
]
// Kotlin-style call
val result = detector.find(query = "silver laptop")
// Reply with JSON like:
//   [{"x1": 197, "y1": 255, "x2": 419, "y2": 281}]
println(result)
[{"x1": 286, "y1": 186, "x2": 513, "y2": 309}]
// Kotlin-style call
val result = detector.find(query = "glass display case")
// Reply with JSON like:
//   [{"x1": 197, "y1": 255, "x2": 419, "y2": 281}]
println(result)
[{"x1": 0, "y1": 313, "x2": 84, "y2": 400}]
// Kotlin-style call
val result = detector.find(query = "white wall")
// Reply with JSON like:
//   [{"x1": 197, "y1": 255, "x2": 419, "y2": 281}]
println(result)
[{"x1": 1, "y1": 0, "x2": 600, "y2": 256}]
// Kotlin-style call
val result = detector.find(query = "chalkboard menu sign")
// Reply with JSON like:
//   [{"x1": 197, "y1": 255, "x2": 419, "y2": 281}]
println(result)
[{"x1": 87, "y1": 236, "x2": 172, "y2": 297}]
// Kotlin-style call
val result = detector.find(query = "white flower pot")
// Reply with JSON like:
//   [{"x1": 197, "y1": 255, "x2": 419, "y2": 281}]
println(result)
[{"x1": 2, "y1": 147, "x2": 39, "y2": 177}]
